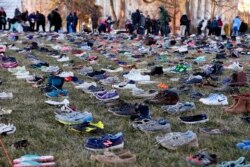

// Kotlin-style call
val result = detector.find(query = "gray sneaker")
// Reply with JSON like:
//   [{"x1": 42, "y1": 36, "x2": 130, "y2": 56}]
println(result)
[
  {"x1": 132, "y1": 118, "x2": 171, "y2": 132},
  {"x1": 161, "y1": 102, "x2": 196, "y2": 114},
  {"x1": 155, "y1": 130, "x2": 198, "y2": 150}
]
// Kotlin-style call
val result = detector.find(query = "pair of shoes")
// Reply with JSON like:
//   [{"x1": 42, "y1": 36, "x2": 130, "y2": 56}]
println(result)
[
  {"x1": 236, "y1": 140, "x2": 250, "y2": 150},
  {"x1": 69, "y1": 121, "x2": 104, "y2": 133},
  {"x1": 186, "y1": 150, "x2": 217, "y2": 166},
  {"x1": 84, "y1": 132, "x2": 124, "y2": 151},
  {"x1": 46, "y1": 89, "x2": 68, "y2": 98},
  {"x1": 223, "y1": 93, "x2": 250, "y2": 114},
  {"x1": 90, "y1": 150, "x2": 136, "y2": 164},
  {"x1": 132, "y1": 118, "x2": 171, "y2": 133},
  {"x1": 155, "y1": 130, "x2": 198, "y2": 150}
]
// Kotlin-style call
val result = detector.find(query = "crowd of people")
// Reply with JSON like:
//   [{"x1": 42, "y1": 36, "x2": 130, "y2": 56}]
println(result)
[{"x1": 0, "y1": 5, "x2": 248, "y2": 38}]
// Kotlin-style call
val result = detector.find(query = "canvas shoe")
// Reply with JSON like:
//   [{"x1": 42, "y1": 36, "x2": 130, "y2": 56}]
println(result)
[
  {"x1": 55, "y1": 111, "x2": 93, "y2": 125},
  {"x1": 84, "y1": 132, "x2": 124, "y2": 151},
  {"x1": 0, "y1": 92, "x2": 13, "y2": 99},
  {"x1": 45, "y1": 99, "x2": 69, "y2": 106},
  {"x1": 199, "y1": 94, "x2": 228, "y2": 105},
  {"x1": 155, "y1": 130, "x2": 198, "y2": 150},
  {"x1": 90, "y1": 150, "x2": 136, "y2": 164},
  {"x1": 179, "y1": 114, "x2": 208, "y2": 124}
]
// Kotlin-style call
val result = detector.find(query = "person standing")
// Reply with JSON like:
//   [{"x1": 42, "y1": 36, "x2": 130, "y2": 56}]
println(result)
[
  {"x1": 66, "y1": 13, "x2": 74, "y2": 33},
  {"x1": 216, "y1": 17, "x2": 223, "y2": 37},
  {"x1": 145, "y1": 15, "x2": 152, "y2": 35},
  {"x1": 159, "y1": 5, "x2": 171, "y2": 36},
  {"x1": 207, "y1": 18, "x2": 212, "y2": 36},
  {"x1": 210, "y1": 17, "x2": 218, "y2": 35},
  {"x1": 197, "y1": 19, "x2": 204, "y2": 35},
  {"x1": 0, "y1": 7, "x2": 7, "y2": 30},
  {"x1": 151, "y1": 15, "x2": 159, "y2": 36},
  {"x1": 53, "y1": 8, "x2": 62, "y2": 32},
  {"x1": 36, "y1": 11, "x2": 46, "y2": 32},
  {"x1": 137, "y1": 11, "x2": 145, "y2": 38},
  {"x1": 28, "y1": 12, "x2": 36, "y2": 32},
  {"x1": 131, "y1": 9, "x2": 141, "y2": 33},
  {"x1": 180, "y1": 14, "x2": 189, "y2": 37},
  {"x1": 232, "y1": 16, "x2": 241, "y2": 37},
  {"x1": 91, "y1": 12, "x2": 99, "y2": 33},
  {"x1": 47, "y1": 10, "x2": 54, "y2": 32},
  {"x1": 73, "y1": 12, "x2": 78, "y2": 32}
]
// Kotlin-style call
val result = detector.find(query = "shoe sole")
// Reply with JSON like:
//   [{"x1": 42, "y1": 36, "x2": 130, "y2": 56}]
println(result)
[
  {"x1": 85, "y1": 142, "x2": 124, "y2": 152},
  {"x1": 179, "y1": 118, "x2": 209, "y2": 124}
]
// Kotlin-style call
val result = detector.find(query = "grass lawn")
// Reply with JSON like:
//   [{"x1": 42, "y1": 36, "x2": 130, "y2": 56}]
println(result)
[{"x1": 0, "y1": 33, "x2": 250, "y2": 167}]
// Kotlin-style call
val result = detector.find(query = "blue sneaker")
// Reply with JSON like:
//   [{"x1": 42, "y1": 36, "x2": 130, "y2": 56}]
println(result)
[
  {"x1": 85, "y1": 132, "x2": 124, "y2": 151},
  {"x1": 46, "y1": 89, "x2": 68, "y2": 97},
  {"x1": 236, "y1": 140, "x2": 250, "y2": 150},
  {"x1": 55, "y1": 111, "x2": 93, "y2": 125}
]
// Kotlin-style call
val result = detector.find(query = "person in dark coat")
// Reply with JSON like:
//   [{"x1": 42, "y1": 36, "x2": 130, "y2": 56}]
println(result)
[
  {"x1": 66, "y1": 13, "x2": 74, "y2": 33},
  {"x1": 91, "y1": 12, "x2": 99, "y2": 33},
  {"x1": 159, "y1": 5, "x2": 171, "y2": 36},
  {"x1": 180, "y1": 14, "x2": 189, "y2": 37},
  {"x1": 28, "y1": 12, "x2": 36, "y2": 31},
  {"x1": 131, "y1": 9, "x2": 141, "y2": 32},
  {"x1": 0, "y1": 7, "x2": 7, "y2": 30},
  {"x1": 47, "y1": 10, "x2": 54, "y2": 32},
  {"x1": 197, "y1": 19, "x2": 204, "y2": 35},
  {"x1": 53, "y1": 8, "x2": 62, "y2": 32},
  {"x1": 145, "y1": 15, "x2": 152, "y2": 35},
  {"x1": 36, "y1": 11, "x2": 46, "y2": 32},
  {"x1": 73, "y1": 12, "x2": 78, "y2": 32},
  {"x1": 137, "y1": 11, "x2": 145, "y2": 36}
]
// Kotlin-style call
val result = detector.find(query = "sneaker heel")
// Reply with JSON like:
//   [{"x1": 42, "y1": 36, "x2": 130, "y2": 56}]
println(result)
[{"x1": 189, "y1": 139, "x2": 199, "y2": 148}]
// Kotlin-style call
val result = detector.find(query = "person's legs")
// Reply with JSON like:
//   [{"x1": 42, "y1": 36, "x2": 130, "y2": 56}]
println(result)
[
  {"x1": 42, "y1": 22, "x2": 45, "y2": 32},
  {"x1": 36, "y1": 22, "x2": 40, "y2": 31},
  {"x1": 0, "y1": 20, "x2": 2, "y2": 30}
]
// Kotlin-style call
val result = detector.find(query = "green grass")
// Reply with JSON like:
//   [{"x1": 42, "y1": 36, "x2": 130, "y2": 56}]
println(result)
[{"x1": 0, "y1": 34, "x2": 250, "y2": 167}]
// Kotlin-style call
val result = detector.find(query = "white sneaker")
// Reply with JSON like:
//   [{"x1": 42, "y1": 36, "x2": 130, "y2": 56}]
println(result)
[
  {"x1": 57, "y1": 56, "x2": 70, "y2": 62},
  {"x1": 41, "y1": 66, "x2": 60, "y2": 73},
  {"x1": 16, "y1": 74, "x2": 34, "y2": 80},
  {"x1": 0, "y1": 124, "x2": 16, "y2": 135},
  {"x1": 101, "y1": 67, "x2": 123, "y2": 73},
  {"x1": 123, "y1": 69, "x2": 150, "y2": 81},
  {"x1": 58, "y1": 71, "x2": 74, "y2": 77},
  {"x1": 75, "y1": 82, "x2": 97, "y2": 90},
  {"x1": 45, "y1": 99, "x2": 69, "y2": 106},
  {"x1": 0, "y1": 92, "x2": 13, "y2": 99},
  {"x1": 132, "y1": 89, "x2": 158, "y2": 97},
  {"x1": 199, "y1": 94, "x2": 228, "y2": 105},
  {"x1": 112, "y1": 80, "x2": 138, "y2": 90},
  {"x1": 224, "y1": 62, "x2": 243, "y2": 71}
]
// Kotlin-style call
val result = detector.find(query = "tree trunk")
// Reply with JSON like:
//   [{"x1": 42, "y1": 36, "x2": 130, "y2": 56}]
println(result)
[
  {"x1": 185, "y1": 0, "x2": 190, "y2": 16},
  {"x1": 118, "y1": 0, "x2": 126, "y2": 28},
  {"x1": 211, "y1": 0, "x2": 215, "y2": 18},
  {"x1": 109, "y1": 0, "x2": 118, "y2": 27}
]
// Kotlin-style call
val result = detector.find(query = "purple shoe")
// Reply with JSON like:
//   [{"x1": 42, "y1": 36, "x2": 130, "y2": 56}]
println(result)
[{"x1": 95, "y1": 90, "x2": 119, "y2": 101}]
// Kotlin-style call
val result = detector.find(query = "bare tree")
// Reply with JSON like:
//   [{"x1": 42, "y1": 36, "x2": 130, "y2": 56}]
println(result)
[
  {"x1": 110, "y1": 0, "x2": 118, "y2": 27},
  {"x1": 117, "y1": 0, "x2": 126, "y2": 28}
]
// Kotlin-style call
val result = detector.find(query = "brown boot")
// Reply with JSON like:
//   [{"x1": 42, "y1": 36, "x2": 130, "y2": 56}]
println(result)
[
  {"x1": 223, "y1": 97, "x2": 239, "y2": 110},
  {"x1": 225, "y1": 97, "x2": 247, "y2": 114}
]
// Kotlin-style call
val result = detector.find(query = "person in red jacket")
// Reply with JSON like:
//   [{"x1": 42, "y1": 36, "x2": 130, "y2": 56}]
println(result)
[{"x1": 216, "y1": 17, "x2": 223, "y2": 37}]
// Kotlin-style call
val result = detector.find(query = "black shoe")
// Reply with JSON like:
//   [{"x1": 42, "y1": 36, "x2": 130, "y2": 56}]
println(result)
[
  {"x1": 146, "y1": 66, "x2": 163, "y2": 76},
  {"x1": 179, "y1": 114, "x2": 208, "y2": 124}
]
